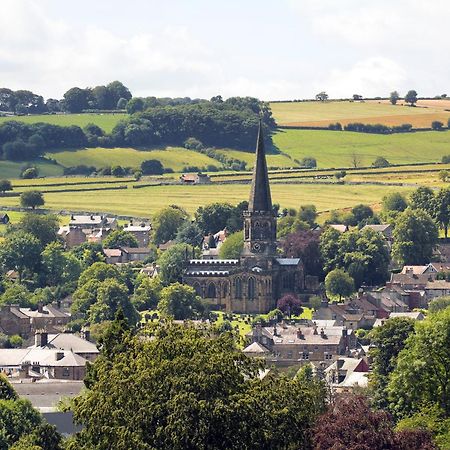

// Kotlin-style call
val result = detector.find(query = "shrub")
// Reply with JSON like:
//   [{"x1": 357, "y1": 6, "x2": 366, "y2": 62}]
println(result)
[
  {"x1": 141, "y1": 160, "x2": 164, "y2": 175},
  {"x1": 432, "y1": 120, "x2": 444, "y2": 130},
  {"x1": 372, "y1": 156, "x2": 390, "y2": 168},
  {"x1": 441, "y1": 155, "x2": 450, "y2": 164},
  {"x1": 21, "y1": 167, "x2": 38, "y2": 179},
  {"x1": 300, "y1": 157, "x2": 317, "y2": 169},
  {"x1": 328, "y1": 122, "x2": 342, "y2": 131},
  {"x1": 111, "y1": 165, "x2": 125, "y2": 177}
]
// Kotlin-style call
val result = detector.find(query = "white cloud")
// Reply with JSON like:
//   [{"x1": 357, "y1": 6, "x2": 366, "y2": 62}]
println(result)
[
  {"x1": 314, "y1": 57, "x2": 407, "y2": 98},
  {"x1": 0, "y1": 0, "x2": 219, "y2": 98},
  {"x1": 1, "y1": 0, "x2": 450, "y2": 100}
]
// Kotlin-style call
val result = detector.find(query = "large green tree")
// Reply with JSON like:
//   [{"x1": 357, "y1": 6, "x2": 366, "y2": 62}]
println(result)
[
  {"x1": 434, "y1": 187, "x2": 450, "y2": 238},
  {"x1": 324, "y1": 268, "x2": 355, "y2": 301},
  {"x1": 369, "y1": 318, "x2": 416, "y2": 410},
  {"x1": 320, "y1": 227, "x2": 390, "y2": 287},
  {"x1": 20, "y1": 190, "x2": 44, "y2": 210},
  {"x1": 132, "y1": 276, "x2": 163, "y2": 311},
  {"x1": 157, "y1": 243, "x2": 191, "y2": 285},
  {"x1": 42, "y1": 241, "x2": 81, "y2": 286},
  {"x1": 16, "y1": 214, "x2": 59, "y2": 248},
  {"x1": 157, "y1": 282, "x2": 203, "y2": 320},
  {"x1": 88, "y1": 278, "x2": 138, "y2": 325},
  {"x1": 70, "y1": 323, "x2": 326, "y2": 449},
  {"x1": 388, "y1": 307, "x2": 450, "y2": 420},
  {"x1": 0, "y1": 231, "x2": 41, "y2": 281},
  {"x1": 195, "y1": 203, "x2": 234, "y2": 235},
  {"x1": 218, "y1": 231, "x2": 244, "y2": 259},
  {"x1": 410, "y1": 186, "x2": 436, "y2": 218},
  {"x1": 392, "y1": 208, "x2": 438, "y2": 264},
  {"x1": 405, "y1": 90, "x2": 418, "y2": 106},
  {"x1": 102, "y1": 230, "x2": 138, "y2": 249},
  {"x1": 152, "y1": 206, "x2": 187, "y2": 245}
]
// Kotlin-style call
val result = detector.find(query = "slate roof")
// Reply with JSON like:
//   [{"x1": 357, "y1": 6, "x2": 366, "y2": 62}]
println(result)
[
  {"x1": 44, "y1": 333, "x2": 99, "y2": 354},
  {"x1": 275, "y1": 258, "x2": 301, "y2": 266},
  {"x1": 12, "y1": 380, "x2": 84, "y2": 410},
  {"x1": 362, "y1": 224, "x2": 392, "y2": 233},
  {"x1": 123, "y1": 225, "x2": 151, "y2": 232},
  {"x1": 19, "y1": 305, "x2": 69, "y2": 319},
  {"x1": 0, "y1": 348, "x2": 88, "y2": 368},
  {"x1": 242, "y1": 342, "x2": 270, "y2": 354}
]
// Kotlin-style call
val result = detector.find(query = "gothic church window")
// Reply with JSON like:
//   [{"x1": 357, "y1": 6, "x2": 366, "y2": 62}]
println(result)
[
  {"x1": 193, "y1": 282, "x2": 202, "y2": 297},
  {"x1": 235, "y1": 278, "x2": 242, "y2": 299},
  {"x1": 207, "y1": 283, "x2": 216, "y2": 298},
  {"x1": 248, "y1": 277, "x2": 256, "y2": 300}
]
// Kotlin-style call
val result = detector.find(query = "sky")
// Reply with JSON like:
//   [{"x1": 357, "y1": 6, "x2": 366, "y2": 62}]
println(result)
[{"x1": 1, "y1": 0, "x2": 449, "y2": 101}]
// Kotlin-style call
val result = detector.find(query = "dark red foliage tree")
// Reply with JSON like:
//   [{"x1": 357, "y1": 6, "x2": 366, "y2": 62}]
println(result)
[
  {"x1": 312, "y1": 395, "x2": 436, "y2": 450},
  {"x1": 277, "y1": 293, "x2": 303, "y2": 317},
  {"x1": 282, "y1": 230, "x2": 323, "y2": 279}
]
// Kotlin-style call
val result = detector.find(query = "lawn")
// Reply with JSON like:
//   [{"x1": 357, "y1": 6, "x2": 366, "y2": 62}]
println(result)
[
  {"x1": 273, "y1": 129, "x2": 450, "y2": 169},
  {"x1": 270, "y1": 100, "x2": 450, "y2": 128},
  {"x1": 46, "y1": 147, "x2": 222, "y2": 172},
  {"x1": 0, "y1": 182, "x2": 413, "y2": 217},
  {"x1": 0, "y1": 113, "x2": 126, "y2": 133}
]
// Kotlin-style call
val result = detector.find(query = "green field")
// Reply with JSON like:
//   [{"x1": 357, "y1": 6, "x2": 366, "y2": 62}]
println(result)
[
  {"x1": 0, "y1": 182, "x2": 413, "y2": 217},
  {"x1": 46, "y1": 147, "x2": 221, "y2": 172},
  {"x1": 0, "y1": 113, "x2": 126, "y2": 133},
  {"x1": 270, "y1": 100, "x2": 450, "y2": 128},
  {"x1": 0, "y1": 160, "x2": 65, "y2": 178},
  {"x1": 273, "y1": 129, "x2": 450, "y2": 168},
  {"x1": 216, "y1": 149, "x2": 295, "y2": 169}
]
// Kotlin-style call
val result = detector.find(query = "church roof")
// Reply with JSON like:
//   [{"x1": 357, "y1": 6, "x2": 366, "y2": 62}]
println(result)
[
  {"x1": 275, "y1": 258, "x2": 301, "y2": 266},
  {"x1": 248, "y1": 121, "x2": 272, "y2": 213}
]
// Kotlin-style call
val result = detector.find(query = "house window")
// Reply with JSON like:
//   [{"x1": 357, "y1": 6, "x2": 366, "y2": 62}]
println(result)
[
  {"x1": 235, "y1": 278, "x2": 242, "y2": 299},
  {"x1": 302, "y1": 352, "x2": 309, "y2": 360},
  {"x1": 248, "y1": 277, "x2": 256, "y2": 300},
  {"x1": 62, "y1": 368, "x2": 70, "y2": 377},
  {"x1": 325, "y1": 353, "x2": 333, "y2": 360},
  {"x1": 287, "y1": 351, "x2": 293, "y2": 359},
  {"x1": 207, "y1": 283, "x2": 216, "y2": 298}
]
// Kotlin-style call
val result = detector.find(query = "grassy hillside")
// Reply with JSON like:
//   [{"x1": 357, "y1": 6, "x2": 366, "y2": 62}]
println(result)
[
  {"x1": 0, "y1": 182, "x2": 413, "y2": 217},
  {"x1": 0, "y1": 113, "x2": 126, "y2": 133},
  {"x1": 270, "y1": 100, "x2": 450, "y2": 128},
  {"x1": 0, "y1": 160, "x2": 64, "y2": 178},
  {"x1": 215, "y1": 149, "x2": 294, "y2": 168},
  {"x1": 273, "y1": 129, "x2": 450, "y2": 168},
  {"x1": 46, "y1": 147, "x2": 221, "y2": 171}
]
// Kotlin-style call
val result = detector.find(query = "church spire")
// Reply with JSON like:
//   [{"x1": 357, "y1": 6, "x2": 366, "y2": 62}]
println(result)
[{"x1": 248, "y1": 121, "x2": 272, "y2": 212}]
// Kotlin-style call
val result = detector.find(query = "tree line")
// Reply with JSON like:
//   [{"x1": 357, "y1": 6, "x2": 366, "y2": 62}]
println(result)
[
  {"x1": 0, "y1": 81, "x2": 131, "y2": 114},
  {"x1": 0, "y1": 96, "x2": 275, "y2": 162}
]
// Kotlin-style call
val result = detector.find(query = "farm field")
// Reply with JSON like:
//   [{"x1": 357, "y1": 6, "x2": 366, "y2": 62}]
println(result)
[
  {"x1": 46, "y1": 146, "x2": 221, "y2": 172},
  {"x1": 0, "y1": 182, "x2": 413, "y2": 217},
  {"x1": 270, "y1": 101, "x2": 450, "y2": 128},
  {"x1": 0, "y1": 113, "x2": 126, "y2": 133},
  {"x1": 0, "y1": 160, "x2": 64, "y2": 179},
  {"x1": 216, "y1": 149, "x2": 295, "y2": 168},
  {"x1": 273, "y1": 129, "x2": 450, "y2": 168}
]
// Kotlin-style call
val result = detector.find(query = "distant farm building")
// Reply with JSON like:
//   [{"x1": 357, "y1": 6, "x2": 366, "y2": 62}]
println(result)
[{"x1": 180, "y1": 172, "x2": 211, "y2": 184}]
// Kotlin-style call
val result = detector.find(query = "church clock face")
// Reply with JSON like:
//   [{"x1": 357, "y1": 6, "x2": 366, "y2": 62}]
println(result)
[{"x1": 252, "y1": 242, "x2": 264, "y2": 253}]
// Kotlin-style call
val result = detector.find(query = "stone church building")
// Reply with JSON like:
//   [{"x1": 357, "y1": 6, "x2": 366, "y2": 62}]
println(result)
[{"x1": 183, "y1": 124, "x2": 305, "y2": 314}]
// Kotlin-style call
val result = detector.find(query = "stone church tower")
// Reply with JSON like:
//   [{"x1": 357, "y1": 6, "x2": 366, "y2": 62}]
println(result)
[{"x1": 183, "y1": 122, "x2": 304, "y2": 314}]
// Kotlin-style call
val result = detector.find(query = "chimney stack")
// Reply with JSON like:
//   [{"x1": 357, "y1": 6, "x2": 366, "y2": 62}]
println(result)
[
  {"x1": 37, "y1": 302, "x2": 44, "y2": 313},
  {"x1": 81, "y1": 327, "x2": 91, "y2": 341},
  {"x1": 35, "y1": 330, "x2": 48, "y2": 347}
]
